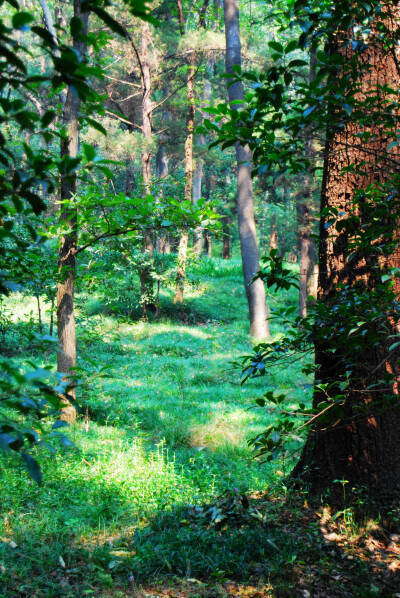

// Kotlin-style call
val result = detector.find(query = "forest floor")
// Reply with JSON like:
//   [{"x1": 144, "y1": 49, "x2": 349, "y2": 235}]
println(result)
[{"x1": 0, "y1": 255, "x2": 399, "y2": 597}]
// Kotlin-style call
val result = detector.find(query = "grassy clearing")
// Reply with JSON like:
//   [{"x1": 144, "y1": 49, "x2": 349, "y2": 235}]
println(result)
[
  {"x1": 0, "y1": 255, "x2": 308, "y2": 596},
  {"x1": 1, "y1": 255, "x2": 399, "y2": 597}
]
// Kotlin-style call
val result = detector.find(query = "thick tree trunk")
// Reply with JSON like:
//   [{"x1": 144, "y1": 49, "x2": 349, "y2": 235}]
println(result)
[
  {"x1": 292, "y1": 11, "x2": 400, "y2": 504},
  {"x1": 174, "y1": 53, "x2": 195, "y2": 303},
  {"x1": 223, "y1": 0, "x2": 269, "y2": 339},
  {"x1": 57, "y1": 1, "x2": 88, "y2": 422}
]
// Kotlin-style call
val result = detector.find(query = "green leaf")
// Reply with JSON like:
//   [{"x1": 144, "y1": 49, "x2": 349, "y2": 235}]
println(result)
[
  {"x1": 303, "y1": 105, "x2": 316, "y2": 118},
  {"x1": 12, "y1": 11, "x2": 34, "y2": 31},
  {"x1": 85, "y1": 117, "x2": 107, "y2": 135},
  {"x1": 21, "y1": 452, "x2": 42, "y2": 485},
  {"x1": 90, "y1": 7, "x2": 128, "y2": 37},
  {"x1": 268, "y1": 41, "x2": 283, "y2": 54},
  {"x1": 41, "y1": 110, "x2": 56, "y2": 128},
  {"x1": 285, "y1": 39, "x2": 299, "y2": 53},
  {"x1": 70, "y1": 15, "x2": 83, "y2": 37},
  {"x1": 83, "y1": 143, "x2": 96, "y2": 162}
]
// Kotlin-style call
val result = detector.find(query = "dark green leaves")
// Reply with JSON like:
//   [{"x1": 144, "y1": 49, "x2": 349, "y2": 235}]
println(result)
[
  {"x1": 12, "y1": 11, "x2": 33, "y2": 31},
  {"x1": 89, "y1": 6, "x2": 128, "y2": 37},
  {"x1": 21, "y1": 452, "x2": 42, "y2": 484},
  {"x1": 254, "y1": 249, "x2": 299, "y2": 291}
]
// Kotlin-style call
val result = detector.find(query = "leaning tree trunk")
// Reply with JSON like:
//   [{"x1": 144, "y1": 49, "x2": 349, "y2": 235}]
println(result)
[
  {"x1": 292, "y1": 8, "x2": 400, "y2": 505},
  {"x1": 223, "y1": 0, "x2": 270, "y2": 339},
  {"x1": 57, "y1": 1, "x2": 88, "y2": 422}
]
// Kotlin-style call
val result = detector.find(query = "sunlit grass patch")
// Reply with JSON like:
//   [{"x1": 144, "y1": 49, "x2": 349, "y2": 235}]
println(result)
[{"x1": 189, "y1": 409, "x2": 253, "y2": 450}]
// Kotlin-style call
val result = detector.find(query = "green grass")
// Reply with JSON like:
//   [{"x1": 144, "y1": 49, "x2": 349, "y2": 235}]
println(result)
[{"x1": 0, "y1": 255, "x2": 308, "y2": 597}]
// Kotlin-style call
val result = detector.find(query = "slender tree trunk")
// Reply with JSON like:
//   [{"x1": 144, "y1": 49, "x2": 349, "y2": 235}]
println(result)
[
  {"x1": 204, "y1": 231, "x2": 212, "y2": 257},
  {"x1": 297, "y1": 193, "x2": 314, "y2": 318},
  {"x1": 297, "y1": 51, "x2": 317, "y2": 318},
  {"x1": 270, "y1": 214, "x2": 278, "y2": 251},
  {"x1": 174, "y1": 52, "x2": 195, "y2": 303},
  {"x1": 36, "y1": 295, "x2": 42, "y2": 333},
  {"x1": 223, "y1": 0, "x2": 270, "y2": 339},
  {"x1": 222, "y1": 226, "x2": 231, "y2": 259},
  {"x1": 155, "y1": 143, "x2": 170, "y2": 254},
  {"x1": 57, "y1": 2, "x2": 88, "y2": 422},
  {"x1": 222, "y1": 170, "x2": 232, "y2": 259},
  {"x1": 193, "y1": 60, "x2": 213, "y2": 256},
  {"x1": 49, "y1": 295, "x2": 54, "y2": 336},
  {"x1": 141, "y1": 22, "x2": 152, "y2": 197},
  {"x1": 292, "y1": 11, "x2": 400, "y2": 504},
  {"x1": 192, "y1": 150, "x2": 203, "y2": 255},
  {"x1": 140, "y1": 21, "x2": 156, "y2": 316},
  {"x1": 125, "y1": 161, "x2": 135, "y2": 195}
]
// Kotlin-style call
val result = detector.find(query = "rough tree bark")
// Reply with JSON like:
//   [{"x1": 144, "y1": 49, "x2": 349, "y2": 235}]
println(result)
[
  {"x1": 223, "y1": 0, "x2": 270, "y2": 339},
  {"x1": 139, "y1": 21, "x2": 156, "y2": 317},
  {"x1": 292, "y1": 7, "x2": 400, "y2": 504},
  {"x1": 57, "y1": 1, "x2": 88, "y2": 422}
]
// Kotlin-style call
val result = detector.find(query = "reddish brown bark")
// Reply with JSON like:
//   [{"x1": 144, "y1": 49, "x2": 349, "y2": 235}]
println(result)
[
  {"x1": 293, "y1": 9, "x2": 400, "y2": 504},
  {"x1": 56, "y1": 2, "x2": 88, "y2": 423}
]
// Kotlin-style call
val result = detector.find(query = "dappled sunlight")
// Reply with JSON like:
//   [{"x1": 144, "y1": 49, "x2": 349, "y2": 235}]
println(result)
[{"x1": 189, "y1": 409, "x2": 254, "y2": 450}]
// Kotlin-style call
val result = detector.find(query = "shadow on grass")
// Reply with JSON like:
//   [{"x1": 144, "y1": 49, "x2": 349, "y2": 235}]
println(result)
[{"x1": 3, "y1": 475, "x2": 398, "y2": 598}]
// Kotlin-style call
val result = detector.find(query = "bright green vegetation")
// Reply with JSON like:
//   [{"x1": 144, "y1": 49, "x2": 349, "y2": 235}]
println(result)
[{"x1": 0, "y1": 255, "x2": 308, "y2": 597}]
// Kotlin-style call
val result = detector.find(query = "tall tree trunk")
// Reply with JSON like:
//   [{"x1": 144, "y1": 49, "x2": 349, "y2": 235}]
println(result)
[
  {"x1": 223, "y1": 0, "x2": 270, "y2": 339},
  {"x1": 174, "y1": 52, "x2": 195, "y2": 303},
  {"x1": 297, "y1": 192, "x2": 314, "y2": 318},
  {"x1": 141, "y1": 21, "x2": 152, "y2": 197},
  {"x1": 192, "y1": 149, "x2": 204, "y2": 255},
  {"x1": 204, "y1": 231, "x2": 212, "y2": 257},
  {"x1": 222, "y1": 222, "x2": 231, "y2": 259},
  {"x1": 297, "y1": 51, "x2": 317, "y2": 318},
  {"x1": 57, "y1": 1, "x2": 88, "y2": 422},
  {"x1": 155, "y1": 143, "x2": 170, "y2": 254},
  {"x1": 269, "y1": 213, "x2": 278, "y2": 251},
  {"x1": 125, "y1": 160, "x2": 135, "y2": 195},
  {"x1": 222, "y1": 170, "x2": 232, "y2": 259},
  {"x1": 140, "y1": 21, "x2": 155, "y2": 316},
  {"x1": 292, "y1": 10, "x2": 400, "y2": 504},
  {"x1": 193, "y1": 60, "x2": 213, "y2": 256}
]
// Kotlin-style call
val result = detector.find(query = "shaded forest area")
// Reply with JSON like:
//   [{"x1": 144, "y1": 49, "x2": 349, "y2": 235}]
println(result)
[{"x1": 1, "y1": 0, "x2": 400, "y2": 596}]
